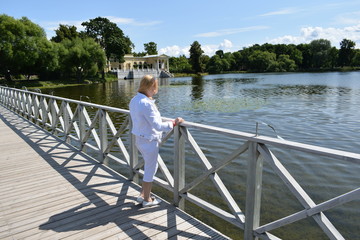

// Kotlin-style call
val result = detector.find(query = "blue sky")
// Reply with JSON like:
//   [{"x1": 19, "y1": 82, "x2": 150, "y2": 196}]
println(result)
[{"x1": 2, "y1": 0, "x2": 360, "y2": 56}]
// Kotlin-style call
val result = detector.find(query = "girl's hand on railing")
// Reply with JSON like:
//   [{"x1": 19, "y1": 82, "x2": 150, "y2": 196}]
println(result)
[{"x1": 174, "y1": 117, "x2": 184, "y2": 126}]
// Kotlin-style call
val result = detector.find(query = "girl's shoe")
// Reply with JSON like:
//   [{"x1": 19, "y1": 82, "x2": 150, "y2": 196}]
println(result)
[
  {"x1": 136, "y1": 195, "x2": 144, "y2": 203},
  {"x1": 142, "y1": 197, "x2": 161, "y2": 207}
]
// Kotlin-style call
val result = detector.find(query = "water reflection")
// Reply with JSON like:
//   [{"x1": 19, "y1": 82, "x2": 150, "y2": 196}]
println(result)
[
  {"x1": 276, "y1": 84, "x2": 329, "y2": 95},
  {"x1": 191, "y1": 76, "x2": 204, "y2": 100}
]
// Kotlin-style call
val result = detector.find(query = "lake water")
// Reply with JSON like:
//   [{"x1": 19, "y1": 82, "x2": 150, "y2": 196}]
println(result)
[{"x1": 42, "y1": 72, "x2": 360, "y2": 239}]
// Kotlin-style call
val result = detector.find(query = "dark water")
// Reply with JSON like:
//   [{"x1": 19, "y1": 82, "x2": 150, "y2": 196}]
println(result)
[{"x1": 42, "y1": 72, "x2": 360, "y2": 239}]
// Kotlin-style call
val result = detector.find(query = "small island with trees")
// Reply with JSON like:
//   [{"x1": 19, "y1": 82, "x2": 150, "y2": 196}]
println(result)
[{"x1": 1, "y1": 14, "x2": 359, "y2": 88}]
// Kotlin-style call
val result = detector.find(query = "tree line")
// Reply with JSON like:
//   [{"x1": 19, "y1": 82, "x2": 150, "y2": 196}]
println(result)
[
  {"x1": 173, "y1": 39, "x2": 360, "y2": 74},
  {"x1": 1, "y1": 14, "x2": 360, "y2": 82},
  {"x1": 0, "y1": 15, "x2": 141, "y2": 82}
]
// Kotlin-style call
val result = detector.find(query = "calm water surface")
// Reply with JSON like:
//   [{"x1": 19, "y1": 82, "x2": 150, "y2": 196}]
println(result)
[{"x1": 43, "y1": 72, "x2": 360, "y2": 239}]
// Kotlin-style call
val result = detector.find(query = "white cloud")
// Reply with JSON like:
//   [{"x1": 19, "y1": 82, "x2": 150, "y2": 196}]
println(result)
[
  {"x1": 219, "y1": 39, "x2": 233, "y2": 50},
  {"x1": 201, "y1": 44, "x2": 218, "y2": 56},
  {"x1": 106, "y1": 16, "x2": 162, "y2": 26},
  {"x1": 105, "y1": 16, "x2": 135, "y2": 25},
  {"x1": 195, "y1": 26, "x2": 269, "y2": 38},
  {"x1": 204, "y1": 39, "x2": 236, "y2": 56},
  {"x1": 335, "y1": 11, "x2": 360, "y2": 25},
  {"x1": 259, "y1": 7, "x2": 300, "y2": 17},
  {"x1": 158, "y1": 45, "x2": 190, "y2": 57},
  {"x1": 41, "y1": 16, "x2": 162, "y2": 38},
  {"x1": 159, "y1": 39, "x2": 236, "y2": 57},
  {"x1": 269, "y1": 24, "x2": 360, "y2": 47}
]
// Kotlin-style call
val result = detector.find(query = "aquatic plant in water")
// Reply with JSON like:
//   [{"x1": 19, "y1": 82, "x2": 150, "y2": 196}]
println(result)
[{"x1": 174, "y1": 97, "x2": 267, "y2": 113}]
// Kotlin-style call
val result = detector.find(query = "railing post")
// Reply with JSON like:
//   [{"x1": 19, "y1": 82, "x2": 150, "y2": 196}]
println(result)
[
  {"x1": 244, "y1": 141, "x2": 263, "y2": 240},
  {"x1": 50, "y1": 99, "x2": 57, "y2": 134},
  {"x1": 9, "y1": 89, "x2": 14, "y2": 110},
  {"x1": 174, "y1": 125, "x2": 185, "y2": 210},
  {"x1": 4, "y1": 88, "x2": 9, "y2": 107},
  {"x1": 21, "y1": 91, "x2": 27, "y2": 117},
  {"x1": 13, "y1": 91, "x2": 19, "y2": 113},
  {"x1": 99, "y1": 109, "x2": 108, "y2": 164},
  {"x1": 40, "y1": 96, "x2": 48, "y2": 128},
  {"x1": 29, "y1": 93, "x2": 36, "y2": 124},
  {"x1": 33, "y1": 95, "x2": 39, "y2": 124},
  {"x1": 129, "y1": 118, "x2": 139, "y2": 183},
  {"x1": 26, "y1": 92, "x2": 32, "y2": 119},
  {"x1": 78, "y1": 104, "x2": 86, "y2": 152},
  {"x1": 63, "y1": 101, "x2": 70, "y2": 143},
  {"x1": 0, "y1": 87, "x2": 2, "y2": 104}
]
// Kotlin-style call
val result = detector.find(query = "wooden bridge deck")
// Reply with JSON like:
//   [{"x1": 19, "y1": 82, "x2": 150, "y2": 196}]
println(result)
[{"x1": 0, "y1": 105, "x2": 230, "y2": 240}]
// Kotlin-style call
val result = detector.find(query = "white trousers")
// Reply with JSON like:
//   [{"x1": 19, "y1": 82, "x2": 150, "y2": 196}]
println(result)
[{"x1": 135, "y1": 136, "x2": 159, "y2": 182}]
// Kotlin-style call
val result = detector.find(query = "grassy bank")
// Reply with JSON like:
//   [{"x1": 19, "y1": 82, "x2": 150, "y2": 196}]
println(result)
[
  {"x1": 0, "y1": 74, "x2": 118, "y2": 89},
  {"x1": 172, "y1": 72, "x2": 209, "y2": 77}
]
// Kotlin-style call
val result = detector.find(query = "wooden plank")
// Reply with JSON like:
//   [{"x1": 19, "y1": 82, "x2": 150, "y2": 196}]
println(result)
[
  {"x1": 1, "y1": 185, "x2": 134, "y2": 232},
  {"x1": 81, "y1": 206, "x2": 177, "y2": 240},
  {"x1": 0, "y1": 104, "x2": 229, "y2": 240},
  {"x1": 0, "y1": 184, "x2": 122, "y2": 219},
  {"x1": 10, "y1": 189, "x2": 140, "y2": 239},
  {"x1": 141, "y1": 210, "x2": 194, "y2": 239}
]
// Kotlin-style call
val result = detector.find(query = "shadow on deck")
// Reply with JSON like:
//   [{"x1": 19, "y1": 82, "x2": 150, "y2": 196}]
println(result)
[{"x1": 0, "y1": 105, "x2": 230, "y2": 239}]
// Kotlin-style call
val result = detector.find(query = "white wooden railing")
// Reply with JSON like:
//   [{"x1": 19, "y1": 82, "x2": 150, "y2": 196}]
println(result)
[{"x1": 0, "y1": 86, "x2": 359, "y2": 240}]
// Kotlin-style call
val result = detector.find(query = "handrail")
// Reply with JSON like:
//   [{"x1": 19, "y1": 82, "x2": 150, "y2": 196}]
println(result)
[{"x1": 0, "y1": 85, "x2": 359, "y2": 240}]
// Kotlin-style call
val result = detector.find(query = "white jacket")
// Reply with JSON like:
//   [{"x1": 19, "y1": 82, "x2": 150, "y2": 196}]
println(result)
[{"x1": 129, "y1": 92, "x2": 173, "y2": 141}]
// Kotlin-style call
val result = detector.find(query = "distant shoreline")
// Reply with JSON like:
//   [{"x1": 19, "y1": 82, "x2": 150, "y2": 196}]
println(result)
[{"x1": 1, "y1": 68, "x2": 359, "y2": 89}]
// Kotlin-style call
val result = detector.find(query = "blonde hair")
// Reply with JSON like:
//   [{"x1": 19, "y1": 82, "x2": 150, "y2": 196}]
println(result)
[{"x1": 138, "y1": 75, "x2": 156, "y2": 94}]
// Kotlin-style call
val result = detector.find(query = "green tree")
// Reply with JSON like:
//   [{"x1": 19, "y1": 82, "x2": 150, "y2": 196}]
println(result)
[
  {"x1": 205, "y1": 50, "x2": 233, "y2": 73},
  {"x1": 297, "y1": 43, "x2": 311, "y2": 69},
  {"x1": 206, "y1": 55, "x2": 223, "y2": 73},
  {"x1": 58, "y1": 38, "x2": 106, "y2": 81},
  {"x1": 224, "y1": 52, "x2": 236, "y2": 71},
  {"x1": 338, "y1": 39, "x2": 356, "y2": 67},
  {"x1": 189, "y1": 41, "x2": 204, "y2": 73},
  {"x1": 248, "y1": 50, "x2": 277, "y2": 72},
  {"x1": 238, "y1": 47, "x2": 255, "y2": 71},
  {"x1": 133, "y1": 52, "x2": 146, "y2": 57},
  {"x1": 144, "y1": 42, "x2": 158, "y2": 55},
  {"x1": 201, "y1": 55, "x2": 210, "y2": 71},
  {"x1": 272, "y1": 44, "x2": 288, "y2": 56},
  {"x1": 309, "y1": 39, "x2": 332, "y2": 68},
  {"x1": 328, "y1": 47, "x2": 339, "y2": 69},
  {"x1": 0, "y1": 14, "x2": 53, "y2": 80},
  {"x1": 51, "y1": 24, "x2": 79, "y2": 43},
  {"x1": 81, "y1": 17, "x2": 133, "y2": 62},
  {"x1": 287, "y1": 44, "x2": 303, "y2": 67},
  {"x1": 276, "y1": 54, "x2": 297, "y2": 72},
  {"x1": 169, "y1": 55, "x2": 192, "y2": 73},
  {"x1": 232, "y1": 51, "x2": 245, "y2": 71},
  {"x1": 351, "y1": 50, "x2": 360, "y2": 67},
  {"x1": 35, "y1": 38, "x2": 60, "y2": 79},
  {"x1": 215, "y1": 50, "x2": 224, "y2": 58}
]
